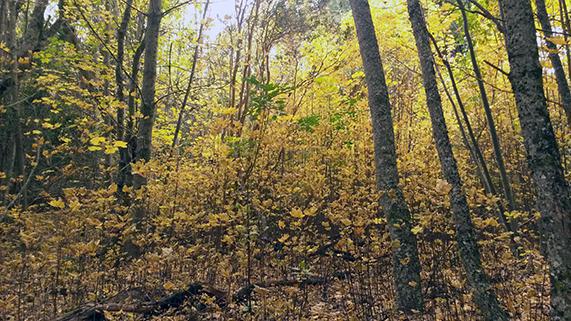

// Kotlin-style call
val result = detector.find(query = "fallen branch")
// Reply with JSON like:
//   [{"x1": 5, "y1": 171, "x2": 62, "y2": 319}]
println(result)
[{"x1": 52, "y1": 272, "x2": 349, "y2": 320}]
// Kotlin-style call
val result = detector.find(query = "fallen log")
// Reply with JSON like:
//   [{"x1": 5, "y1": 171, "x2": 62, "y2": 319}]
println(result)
[{"x1": 52, "y1": 272, "x2": 349, "y2": 320}]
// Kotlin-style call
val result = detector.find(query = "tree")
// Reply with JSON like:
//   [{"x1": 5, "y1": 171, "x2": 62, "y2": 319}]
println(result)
[
  {"x1": 135, "y1": 0, "x2": 163, "y2": 163},
  {"x1": 349, "y1": 0, "x2": 423, "y2": 313},
  {"x1": 456, "y1": 0, "x2": 516, "y2": 212},
  {"x1": 499, "y1": 0, "x2": 571, "y2": 319},
  {"x1": 535, "y1": 0, "x2": 571, "y2": 125},
  {"x1": 406, "y1": 0, "x2": 508, "y2": 319},
  {"x1": 115, "y1": 0, "x2": 133, "y2": 192}
]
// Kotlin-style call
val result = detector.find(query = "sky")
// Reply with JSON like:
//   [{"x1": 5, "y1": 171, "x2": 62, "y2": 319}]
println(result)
[{"x1": 184, "y1": 0, "x2": 236, "y2": 38}]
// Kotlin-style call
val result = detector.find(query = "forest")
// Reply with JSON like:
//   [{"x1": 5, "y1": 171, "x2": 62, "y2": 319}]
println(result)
[{"x1": 0, "y1": 0, "x2": 570, "y2": 319}]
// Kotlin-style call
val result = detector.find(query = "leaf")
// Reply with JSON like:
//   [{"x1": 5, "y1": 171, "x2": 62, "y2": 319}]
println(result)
[
  {"x1": 48, "y1": 199, "x2": 65, "y2": 209},
  {"x1": 435, "y1": 179, "x2": 452, "y2": 195},
  {"x1": 114, "y1": 140, "x2": 128, "y2": 148},
  {"x1": 278, "y1": 234, "x2": 289, "y2": 243},
  {"x1": 104, "y1": 146, "x2": 118, "y2": 154},
  {"x1": 390, "y1": 239, "x2": 401, "y2": 250},
  {"x1": 411, "y1": 225, "x2": 423, "y2": 235},
  {"x1": 89, "y1": 136, "x2": 106, "y2": 145},
  {"x1": 340, "y1": 218, "x2": 352, "y2": 226},
  {"x1": 290, "y1": 208, "x2": 305, "y2": 219},
  {"x1": 547, "y1": 36, "x2": 569, "y2": 45},
  {"x1": 88, "y1": 146, "x2": 102, "y2": 151},
  {"x1": 278, "y1": 220, "x2": 286, "y2": 229},
  {"x1": 163, "y1": 281, "x2": 176, "y2": 291}
]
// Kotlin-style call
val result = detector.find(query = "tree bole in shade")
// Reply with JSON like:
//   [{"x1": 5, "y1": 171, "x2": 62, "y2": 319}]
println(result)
[
  {"x1": 406, "y1": 0, "x2": 508, "y2": 319},
  {"x1": 499, "y1": 0, "x2": 571, "y2": 319},
  {"x1": 136, "y1": 0, "x2": 162, "y2": 163},
  {"x1": 350, "y1": 0, "x2": 423, "y2": 313}
]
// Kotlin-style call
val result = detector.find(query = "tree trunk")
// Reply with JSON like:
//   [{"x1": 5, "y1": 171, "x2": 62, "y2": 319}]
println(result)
[
  {"x1": 535, "y1": 0, "x2": 571, "y2": 125},
  {"x1": 135, "y1": 0, "x2": 162, "y2": 163},
  {"x1": 350, "y1": 0, "x2": 423, "y2": 313},
  {"x1": 406, "y1": 0, "x2": 508, "y2": 319},
  {"x1": 115, "y1": 0, "x2": 132, "y2": 192},
  {"x1": 172, "y1": 0, "x2": 210, "y2": 148},
  {"x1": 499, "y1": 1, "x2": 571, "y2": 319},
  {"x1": 457, "y1": 0, "x2": 517, "y2": 212}
]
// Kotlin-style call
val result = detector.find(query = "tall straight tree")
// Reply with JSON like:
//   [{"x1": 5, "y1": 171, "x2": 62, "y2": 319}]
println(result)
[
  {"x1": 406, "y1": 0, "x2": 508, "y2": 319},
  {"x1": 116, "y1": 0, "x2": 133, "y2": 192},
  {"x1": 456, "y1": 0, "x2": 516, "y2": 212},
  {"x1": 499, "y1": 0, "x2": 571, "y2": 319},
  {"x1": 136, "y1": 0, "x2": 162, "y2": 162},
  {"x1": 535, "y1": 0, "x2": 571, "y2": 125},
  {"x1": 349, "y1": 0, "x2": 423, "y2": 313}
]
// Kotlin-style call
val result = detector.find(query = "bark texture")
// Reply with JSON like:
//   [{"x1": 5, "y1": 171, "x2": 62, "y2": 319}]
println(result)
[
  {"x1": 350, "y1": 0, "x2": 423, "y2": 312},
  {"x1": 499, "y1": 0, "x2": 571, "y2": 319},
  {"x1": 115, "y1": 0, "x2": 133, "y2": 191},
  {"x1": 135, "y1": 0, "x2": 162, "y2": 162},
  {"x1": 406, "y1": 0, "x2": 508, "y2": 319}
]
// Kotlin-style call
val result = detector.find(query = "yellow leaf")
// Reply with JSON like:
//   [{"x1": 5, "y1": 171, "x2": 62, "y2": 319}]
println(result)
[
  {"x1": 48, "y1": 199, "x2": 65, "y2": 209},
  {"x1": 278, "y1": 220, "x2": 286, "y2": 229},
  {"x1": 547, "y1": 36, "x2": 569, "y2": 45},
  {"x1": 88, "y1": 146, "x2": 102, "y2": 151},
  {"x1": 89, "y1": 136, "x2": 106, "y2": 145},
  {"x1": 163, "y1": 281, "x2": 176, "y2": 291},
  {"x1": 411, "y1": 225, "x2": 423, "y2": 235},
  {"x1": 278, "y1": 234, "x2": 289, "y2": 243},
  {"x1": 390, "y1": 239, "x2": 401, "y2": 250},
  {"x1": 104, "y1": 146, "x2": 118, "y2": 154},
  {"x1": 340, "y1": 218, "x2": 352, "y2": 226},
  {"x1": 114, "y1": 140, "x2": 128, "y2": 148},
  {"x1": 436, "y1": 179, "x2": 452, "y2": 195},
  {"x1": 18, "y1": 56, "x2": 30, "y2": 65},
  {"x1": 290, "y1": 208, "x2": 305, "y2": 219},
  {"x1": 305, "y1": 206, "x2": 318, "y2": 217}
]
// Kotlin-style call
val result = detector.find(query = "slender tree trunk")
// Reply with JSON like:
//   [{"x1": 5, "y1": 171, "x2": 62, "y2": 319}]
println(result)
[
  {"x1": 536, "y1": 0, "x2": 571, "y2": 124},
  {"x1": 406, "y1": 0, "x2": 508, "y2": 319},
  {"x1": 499, "y1": 1, "x2": 571, "y2": 319},
  {"x1": 172, "y1": 0, "x2": 210, "y2": 148},
  {"x1": 6, "y1": 0, "x2": 25, "y2": 195},
  {"x1": 135, "y1": 0, "x2": 162, "y2": 163},
  {"x1": 457, "y1": 0, "x2": 517, "y2": 212},
  {"x1": 350, "y1": 0, "x2": 423, "y2": 313},
  {"x1": 558, "y1": 0, "x2": 571, "y2": 82},
  {"x1": 430, "y1": 35, "x2": 496, "y2": 196},
  {"x1": 116, "y1": 0, "x2": 132, "y2": 135},
  {"x1": 432, "y1": 36, "x2": 521, "y2": 255},
  {"x1": 435, "y1": 61, "x2": 486, "y2": 189},
  {"x1": 115, "y1": 0, "x2": 132, "y2": 192}
]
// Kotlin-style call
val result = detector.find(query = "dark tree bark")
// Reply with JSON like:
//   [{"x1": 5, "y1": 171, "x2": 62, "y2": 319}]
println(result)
[
  {"x1": 135, "y1": 0, "x2": 162, "y2": 163},
  {"x1": 115, "y1": 0, "x2": 133, "y2": 192},
  {"x1": 457, "y1": 0, "x2": 516, "y2": 212},
  {"x1": 349, "y1": 0, "x2": 423, "y2": 313},
  {"x1": 535, "y1": 0, "x2": 571, "y2": 125},
  {"x1": 20, "y1": 0, "x2": 49, "y2": 55},
  {"x1": 406, "y1": 0, "x2": 508, "y2": 319},
  {"x1": 499, "y1": 0, "x2": 571, "y2": 319}
]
